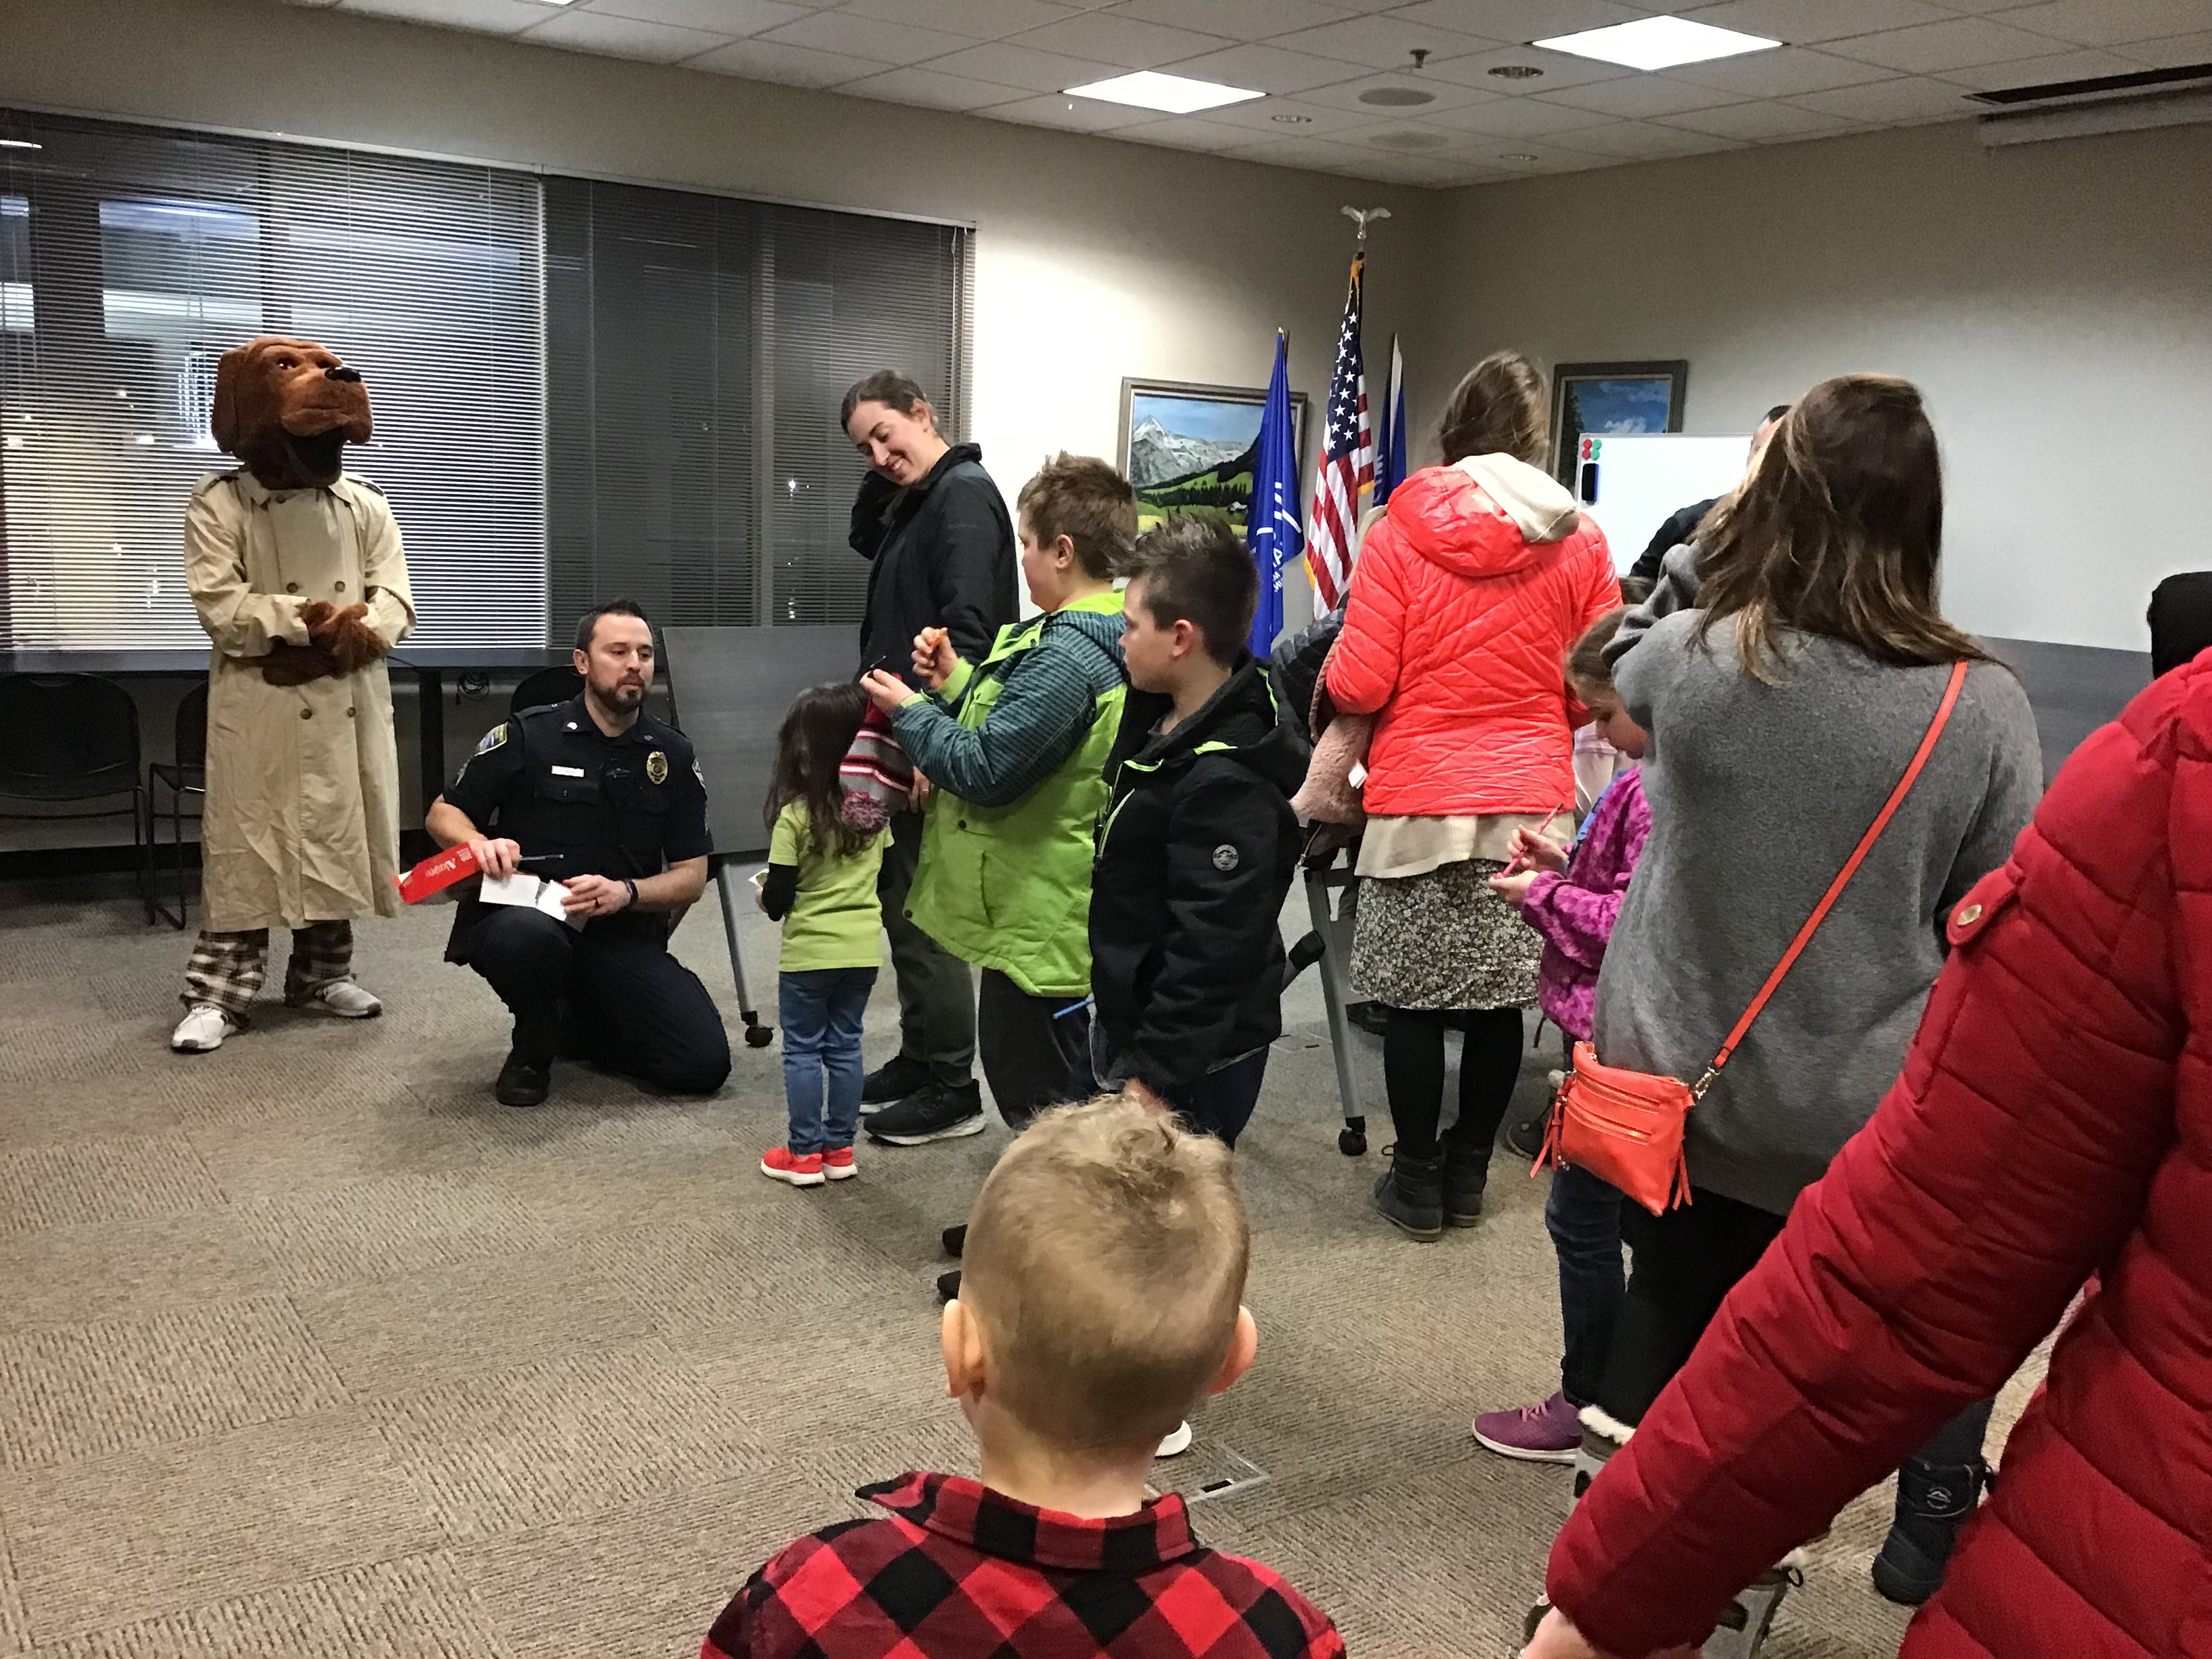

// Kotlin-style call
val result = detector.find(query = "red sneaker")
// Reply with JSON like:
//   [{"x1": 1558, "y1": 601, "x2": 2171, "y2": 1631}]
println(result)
[
  {"x1": 760, "y1": 1147, "x2": 825, "y2": 1187},
  {"x1": 821, "y1": 1146, "x2": 857, "y2": 1181}
]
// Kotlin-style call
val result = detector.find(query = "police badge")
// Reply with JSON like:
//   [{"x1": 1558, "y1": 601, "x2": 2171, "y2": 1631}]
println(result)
[{"x1": 646, "y1": 750, "x2": 669, "y2": 785}]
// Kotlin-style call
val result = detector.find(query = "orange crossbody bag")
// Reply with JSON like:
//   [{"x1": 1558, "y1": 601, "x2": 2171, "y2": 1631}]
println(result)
[{"x1": 1538, "y1": 661, "x2": 1968, "y2": 1216}]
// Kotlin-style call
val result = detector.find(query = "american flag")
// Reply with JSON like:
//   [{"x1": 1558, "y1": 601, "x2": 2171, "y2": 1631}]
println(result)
[{"x1": 1304, "y1": 253, "x2": 1370, "y2": 611}]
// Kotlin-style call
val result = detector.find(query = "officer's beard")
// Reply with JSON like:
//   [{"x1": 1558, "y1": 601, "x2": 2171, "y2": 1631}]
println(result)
[{"x1": 587, "y1": 676, "x2": 647, "y2": 724}]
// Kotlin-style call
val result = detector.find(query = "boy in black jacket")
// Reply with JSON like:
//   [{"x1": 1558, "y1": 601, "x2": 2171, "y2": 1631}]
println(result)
[{"x1": 1090, "y1": 518, "x2": 1304, "y2": 1147}]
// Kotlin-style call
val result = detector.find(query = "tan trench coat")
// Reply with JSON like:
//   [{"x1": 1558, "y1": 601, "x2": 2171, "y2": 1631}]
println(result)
[{"x1": 185, "y1": 470, "x2": 416, "y2": 932}]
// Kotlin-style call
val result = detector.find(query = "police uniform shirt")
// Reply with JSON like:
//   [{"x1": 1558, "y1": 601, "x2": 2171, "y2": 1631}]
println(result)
[{"x1": 446, "y1": 696, "x2": 711, "y2": 886}]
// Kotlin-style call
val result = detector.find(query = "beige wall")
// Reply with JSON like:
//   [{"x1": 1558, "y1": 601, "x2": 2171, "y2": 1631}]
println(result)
[{"x1": 1420, "y1": 120, "x2": 2212, "y2": 652}]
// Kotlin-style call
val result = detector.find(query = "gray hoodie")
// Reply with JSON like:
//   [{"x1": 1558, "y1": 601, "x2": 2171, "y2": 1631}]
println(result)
[{"x1": 1593, "y1": 611, "x2": 2043, "y2": 1214}]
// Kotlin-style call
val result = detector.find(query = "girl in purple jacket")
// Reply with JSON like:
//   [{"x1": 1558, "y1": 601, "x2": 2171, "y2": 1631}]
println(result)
[{"x1": 1472, "y1": 608, "x2": 1652, "y2": 1461}]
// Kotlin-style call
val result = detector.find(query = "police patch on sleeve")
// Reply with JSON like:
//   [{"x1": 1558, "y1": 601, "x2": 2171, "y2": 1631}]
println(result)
[
  {"x1": 474, "y1": 723, "x2": 508, "y2": 755},
  {"x1": 646, "y1": 750, "x2": 668, "y2": 785},
  {"x1": 1212, "y1": 843, "x2": 1240, "y2": 872}
]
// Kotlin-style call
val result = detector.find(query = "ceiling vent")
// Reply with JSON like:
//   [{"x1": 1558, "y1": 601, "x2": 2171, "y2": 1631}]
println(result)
[{"x1": 1973, "y1": 60, "x2": 2212, "y2": 147}]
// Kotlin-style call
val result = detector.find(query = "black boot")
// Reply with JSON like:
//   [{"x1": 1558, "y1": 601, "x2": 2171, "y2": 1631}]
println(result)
[
  {"x1": 1372, "y1": 1146, "x2": 1445, "y2": 1240},
  {"x1": 1872, "y1": 1457, "x2": 1988, "y2": 1606},
  {"x1": 1441, "y1": 1141, "x2": 1490, "y2": 1227}
]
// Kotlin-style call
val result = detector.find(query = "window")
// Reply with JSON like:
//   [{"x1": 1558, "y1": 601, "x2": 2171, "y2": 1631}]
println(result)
[
  {"x1": 0, "y1": 111, "x2": 545, "y2": 652},
  {"x1": 546, "y1": 180, "x2": 970, "y2": 632}
]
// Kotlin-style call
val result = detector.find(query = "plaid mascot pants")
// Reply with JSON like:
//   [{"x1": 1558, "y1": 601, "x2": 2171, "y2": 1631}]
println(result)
[{"x1": 181, "y1": 922, "x2": 355, "y2": 1021}]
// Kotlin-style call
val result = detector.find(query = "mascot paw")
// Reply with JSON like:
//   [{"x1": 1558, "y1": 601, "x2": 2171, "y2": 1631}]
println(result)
[
  {"x1": 261, "y1": 640, "x2": 340, "y2": 686},
  {"x1": 305, "y1": 601, "x2": 387, "y2": 675}
]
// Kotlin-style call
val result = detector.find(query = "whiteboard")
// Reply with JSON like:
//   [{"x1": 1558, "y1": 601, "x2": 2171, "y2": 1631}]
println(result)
[{"x1": 1572, "y1": 434, "x2": 1751, "y2": 574}]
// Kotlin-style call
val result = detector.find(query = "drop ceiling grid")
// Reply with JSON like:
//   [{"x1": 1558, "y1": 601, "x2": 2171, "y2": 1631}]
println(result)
[{"x1": 298, "y1": 0, "x2": 2212, "y2": 183}]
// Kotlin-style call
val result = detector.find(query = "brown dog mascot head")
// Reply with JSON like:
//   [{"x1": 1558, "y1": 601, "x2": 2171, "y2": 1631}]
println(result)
[{"x1": 213, "y1": 335, "x2": 372, "y2": 491}]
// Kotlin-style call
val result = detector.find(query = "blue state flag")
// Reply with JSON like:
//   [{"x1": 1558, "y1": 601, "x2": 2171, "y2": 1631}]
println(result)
[
  {"x1": 1376, "y1": 333, "x2": 1408, "y2": 505},
  {"x1": 1247, "y1": 330, "x2": 1303, "y2": 656}
]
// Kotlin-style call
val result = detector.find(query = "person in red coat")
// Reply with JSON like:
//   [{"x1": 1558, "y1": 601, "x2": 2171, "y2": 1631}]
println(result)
[
  {"x1": 1325, "y1": 351, "x2": 1620, "y2": 1239},
  {"x1": 1523, "y1": 655, "x2": 2212, "y2": 1659}
]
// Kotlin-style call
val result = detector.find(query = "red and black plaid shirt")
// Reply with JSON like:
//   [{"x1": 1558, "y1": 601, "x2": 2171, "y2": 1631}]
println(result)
[{"x1": 703, "y1": 1471, "x2": 1343, "y2": 1659}]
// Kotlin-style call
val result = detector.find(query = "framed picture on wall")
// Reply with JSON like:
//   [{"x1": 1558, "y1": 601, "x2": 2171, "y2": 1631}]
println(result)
[
  {"x1": 1119, "y1": 378, "x2": 1308, "y2": 535},
  {"x1": 1549, "y1": 361, "x2": 1688, "y2": 486}
]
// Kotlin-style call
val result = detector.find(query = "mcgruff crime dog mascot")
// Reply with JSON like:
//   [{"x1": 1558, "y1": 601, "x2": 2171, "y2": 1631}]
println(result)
[{"x1": 171, "y1": 336, "x2": 416, "y2": 1052}]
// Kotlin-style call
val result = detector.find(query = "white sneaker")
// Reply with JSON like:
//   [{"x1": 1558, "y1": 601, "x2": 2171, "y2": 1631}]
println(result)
[
  {"x1": 171, "y1": 1006, "x2": 237, "y2": 1052},
  {"x1": 290, "y1": 981, "x2": 383, "y2": 1019},
  {"x1": 1156, "y1": 1421, "x2": 1193, "y2": 1458}
]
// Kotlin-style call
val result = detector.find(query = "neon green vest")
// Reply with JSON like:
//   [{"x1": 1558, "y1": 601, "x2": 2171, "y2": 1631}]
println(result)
[{"x1": 907, "y1": 589, "x2": 1126, "y2": 998}]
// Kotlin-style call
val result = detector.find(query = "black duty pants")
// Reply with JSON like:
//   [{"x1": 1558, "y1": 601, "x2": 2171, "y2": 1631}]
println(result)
[{"x1": 458, "y1": 906, "x2": 730, "y2": 1094}]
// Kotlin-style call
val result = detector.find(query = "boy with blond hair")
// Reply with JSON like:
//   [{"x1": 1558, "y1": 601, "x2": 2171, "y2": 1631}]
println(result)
[{"x1": 701, "y1": 1099, "x2": 1343, "y2": 1659}]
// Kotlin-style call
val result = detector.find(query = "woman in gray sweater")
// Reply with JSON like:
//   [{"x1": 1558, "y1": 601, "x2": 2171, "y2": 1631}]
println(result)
[{"x1": 1574, "y1": 375, "x2": 2044, "y2": 1612}]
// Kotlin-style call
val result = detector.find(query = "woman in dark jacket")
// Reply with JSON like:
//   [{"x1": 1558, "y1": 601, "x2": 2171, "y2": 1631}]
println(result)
[{"x1": 840, "y1": 372, "x2": 1018, "y2": 1122}]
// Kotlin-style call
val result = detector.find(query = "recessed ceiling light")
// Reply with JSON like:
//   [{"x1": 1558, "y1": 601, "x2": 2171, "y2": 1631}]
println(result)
[
  {"x1": 1269, "y1": 112, "x2": 1313, "y2": 123},
  {"x1": 1487, "y1": 64, "x2": 1543, "y2": 81},
  {"x1": 1064, "y1": 70, "x2": 1263, "y2": 114},
  {"x1": 1359, "y1": 85, "x2": 1436, "y2": 106},
  {"x1": 1534, "y1": 17, "x2": 1780, "y2": 72},
  {"x1": 0, "y1": 139, "x2": 41, "y2": 150}
]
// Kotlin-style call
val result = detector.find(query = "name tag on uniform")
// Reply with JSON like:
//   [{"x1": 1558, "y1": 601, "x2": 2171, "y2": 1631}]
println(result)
[{"x1": 550, "y1": 765, "x2": 586, "y2": 777}]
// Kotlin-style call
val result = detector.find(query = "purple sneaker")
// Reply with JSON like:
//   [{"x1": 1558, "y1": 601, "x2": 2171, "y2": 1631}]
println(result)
[{"x1": 1473, "y1": 1392, "x2": 1582, "y2": 1463}]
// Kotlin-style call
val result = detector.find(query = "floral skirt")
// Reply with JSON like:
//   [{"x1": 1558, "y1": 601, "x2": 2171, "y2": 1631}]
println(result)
[{"x1": 1349, "y1": 857, "x2": 1542, "y2": 1012}]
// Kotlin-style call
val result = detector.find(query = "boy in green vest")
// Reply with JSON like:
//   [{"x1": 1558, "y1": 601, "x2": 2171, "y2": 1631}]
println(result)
[{"x1": 858, "y1": 453, "x2": 1132, "y2": 1149}]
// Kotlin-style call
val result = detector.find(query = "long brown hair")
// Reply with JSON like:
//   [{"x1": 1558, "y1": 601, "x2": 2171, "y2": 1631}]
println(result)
[
  {"x1": 763, "y1": 682, "x2": 873, "y2": 859},
  {"x1": 1693, "y1": 373, "x2": 1989, "y2": 681},
  {"x1": 1437, "y1": 350, "x2": 1548, "y2": 468}
]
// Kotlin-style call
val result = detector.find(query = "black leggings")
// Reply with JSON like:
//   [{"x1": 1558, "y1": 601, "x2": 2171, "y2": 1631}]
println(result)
[{"x1": 1381, "y1": 1005, "x2": 1524, "y2": 1163}]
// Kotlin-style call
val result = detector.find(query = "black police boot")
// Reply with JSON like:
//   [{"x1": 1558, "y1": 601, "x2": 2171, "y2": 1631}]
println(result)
[
  {"x1": 1372, "y1": 1145, "x2": 1445, "y2": 1240},
  {"x1": 865, "y1": 1079, "x2": 985, "y2": 1146},
  {"x1": 862, "y1": 1052, "x2": 932, "y2": 1111},
  {"x1": 495, "y1": 1050, "x2": 552, "y2": 1108},
  {"x1": 1872, "y1": 1457, "x2": 1988, "y2": 1606}
]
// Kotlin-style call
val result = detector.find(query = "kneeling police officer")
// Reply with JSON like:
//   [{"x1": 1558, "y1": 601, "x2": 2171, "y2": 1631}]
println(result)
[{"x1": 426, "y1": 599, "x2": 731, "y2": 1106}]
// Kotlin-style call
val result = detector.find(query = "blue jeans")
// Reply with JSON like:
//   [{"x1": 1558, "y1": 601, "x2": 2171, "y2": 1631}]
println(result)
[
  {"x1": 1547, "y1": 1162, "x2": 1627, "y2": 1408},
  {"x1": 779, "y1": 967, "x2": 876, "y2": 1155}
]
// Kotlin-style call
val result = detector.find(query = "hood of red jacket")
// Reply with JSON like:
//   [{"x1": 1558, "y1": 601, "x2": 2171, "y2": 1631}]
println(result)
[{"x1": 1385, "y1": 453, "x2": 1582, "y2": 580}]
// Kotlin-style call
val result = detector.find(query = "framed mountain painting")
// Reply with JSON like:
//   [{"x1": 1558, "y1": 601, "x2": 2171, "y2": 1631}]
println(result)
[
  {"x1": 1119, "y1": 378, "x2": 1308, "y2": 535},
  {"x1": 1549, "y1": 361, "x2": 1688, "y2": 487}
]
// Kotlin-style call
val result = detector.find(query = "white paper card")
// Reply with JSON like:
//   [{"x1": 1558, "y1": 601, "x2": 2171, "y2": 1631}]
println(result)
[{"x1": 479, "y1": 872, "x2": 586, "y2": 930}]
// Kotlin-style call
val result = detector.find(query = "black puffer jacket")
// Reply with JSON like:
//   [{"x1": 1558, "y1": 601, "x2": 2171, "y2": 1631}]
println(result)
[
  {"x1": 854, "y1": 443, "x2": 1017, "y2": 674},
  {"x1": 1089, "y1": 657, "x2": 1305, "y2": 1093}
]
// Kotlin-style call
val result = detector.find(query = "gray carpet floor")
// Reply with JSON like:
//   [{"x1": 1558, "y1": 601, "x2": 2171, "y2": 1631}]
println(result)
[{"x1": 0, "y1": 883, "x2": 2044, "y2": 1658}]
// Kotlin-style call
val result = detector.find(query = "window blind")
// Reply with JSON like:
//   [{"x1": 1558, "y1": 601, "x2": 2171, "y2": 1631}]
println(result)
[
  {"x1": 547, "y1": 179, "x2": 970, "y2": 634},
  {"x1": 0, "y1": 110, "x2": 546, "y2": 653}
]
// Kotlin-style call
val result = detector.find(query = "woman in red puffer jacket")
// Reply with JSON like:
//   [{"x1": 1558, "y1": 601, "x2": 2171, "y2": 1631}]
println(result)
[
  {"x1": 1326, "y1": 352, "x2": 1620, "y2": 1240},
  {"x1": 1523, "y1": 655, "x2": 2212, "y2": 1659}
]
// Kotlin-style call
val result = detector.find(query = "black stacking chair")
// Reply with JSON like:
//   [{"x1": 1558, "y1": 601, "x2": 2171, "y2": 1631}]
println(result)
[
  {"x1": 148, "y1": 680, "x2": 209, "y2": 930},
  {"x1": 510, "y1": 665, "x2": 585, "y2": 716},
  {"x1": 0, "y1": 674, "x2": 150, "y2": 921}
]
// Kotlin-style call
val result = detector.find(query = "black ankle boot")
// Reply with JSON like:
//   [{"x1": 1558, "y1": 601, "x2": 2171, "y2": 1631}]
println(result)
[
  {"x1": 1441, "y1": 1143, "x2": 1490, "y2": 1227},
  {"x1": 1372, "y1": 1146, "x2": 1445, "y2": 1240},
  {"x1": 1872, "y1": 1457, "x2": 1988, "y2": 1606}
]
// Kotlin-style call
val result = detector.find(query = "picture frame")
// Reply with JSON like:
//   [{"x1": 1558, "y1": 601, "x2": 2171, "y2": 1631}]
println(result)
[
  {"x1": 1549, "y1": 361, "x2": 1689, "y2": 487},
  {"x1": 1118, "y1": 377, "x2": 1309, "y2": 535}
]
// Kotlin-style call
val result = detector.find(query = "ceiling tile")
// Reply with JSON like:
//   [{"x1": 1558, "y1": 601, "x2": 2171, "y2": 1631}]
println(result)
[
  {"x1": 757, "y1": 11, "x2": 979, "y2": 64},
  {"x1": 1672, "y1": 0, "x2": 1956, "y2": 45},
  {"x1": 1788, "y1": 74, "x2": 1978, "y2": 122},
  {"x1": 2116, "y1": 28, "x2": 2212, "y2": 65},
  {"x1": 684, "y1": 35, "x2": 885, "y2": 83},
  {"x1": 1106, "y1": 0, "x2": 1353, "y2": 35},
  {"x1": 576, "y1": 0, "x2": 804, "y2": 33},
  {"x1": 1006, "y1": 12, "x2": 1231, "y2": 70},
  {"x1": 838, "y1": 65, "x2": 1031, "y2": 109},
  {"x1": 1938, "y1": 47, "x2": 2147, "y2": 89},
  {"x1": 1383, "y1": 0, "x2": 1644, "y2": 41},
  {"x1": 1185, "y1": 95, "x2": 1397, "y2": 134},
  {"x1": 1652, "y1": 97, "x2": 1859, "y2": 137},
  {"x1": 520, "y1": 9, "x2": 731, "y2": 60},
  {"x1": 1534, "y1": 71, "x2": 1755, "y2": 115},
  {"x1": 1553, "y1": 117, "x2": 1741, "y2": 155},
  {"x1": 1416, "y1": 94, "x2": 1618, "y2": 133},
  {"x1": 1474, "y1": 137, "x2": 1618, "y2": 170},
  {"x1": 1820, "y1": 16, "x2": 2066, "y2": 73},
  {"x1": 1162, "y1": 43, "x2": 1372, "y2": 93},
  {"x1": 1993, "y1": 0, "x2": 2212, "y2": 49},
  {"x1": 1293, "y1": 73, "x2": 1515, "y2": 113},
  {"x1": 1663, "y1": 43, "x2": 1895, "y2": 93},
  {"x1": 1418, "y1": 43, "x2": 1634, "y2": 91},
  {"x1": 340, "y1": 0, "x2": 562, "y2": 30},
  {"x1": 1265, "y1": 15, "x2": 1507, "y2": 71},
  {"x1": 1225, "y1": 134, "x2": 1400, "y2": 173},
  {"x1": 977, "y1": 91, "x2": 1166, "y2": 129},
  {"x1": 836, "y1": 0, "x2": 1076, "y2": 38},
  {"x1": 912, "y1": 39, "x2": 1115, "y2": 90},
  {"x1": 1114, "y1": 115, "x2": 1257, "y2": 149}
]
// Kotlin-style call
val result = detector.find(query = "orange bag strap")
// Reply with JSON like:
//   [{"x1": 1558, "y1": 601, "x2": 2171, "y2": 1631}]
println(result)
[{"x1": 1694, "y1": 661, "x2": 1969, "y2": 1099}]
